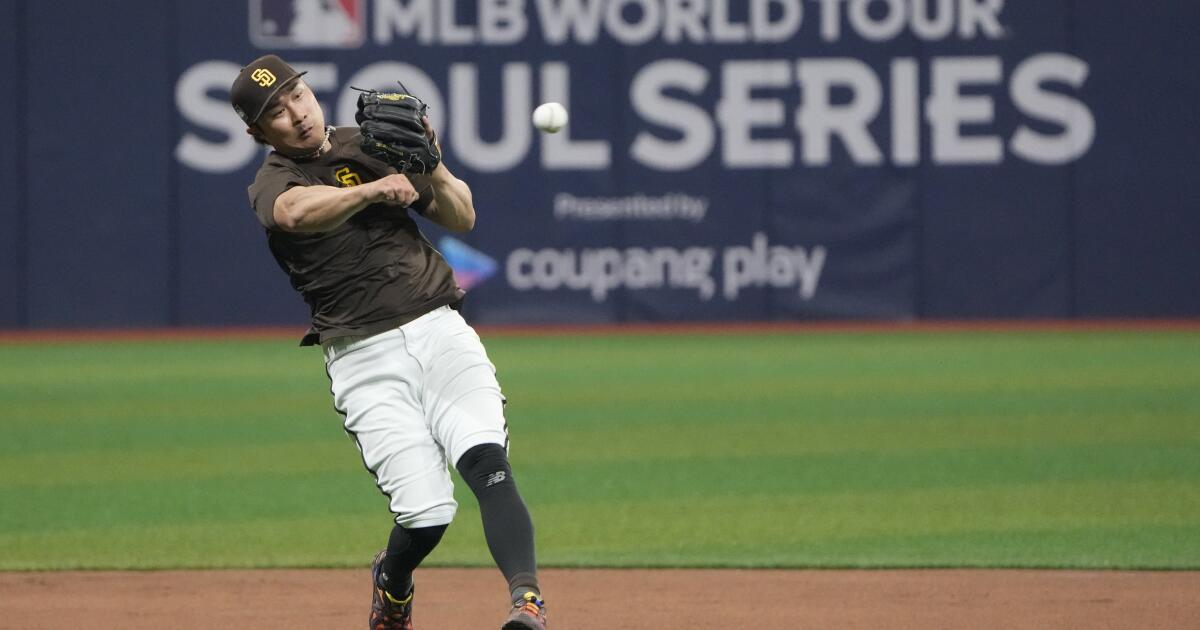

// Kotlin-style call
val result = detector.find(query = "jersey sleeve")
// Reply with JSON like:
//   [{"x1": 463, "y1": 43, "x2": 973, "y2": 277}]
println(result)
[{"x1": 248, "y1": 162, "x2": 308, "y2": 230}]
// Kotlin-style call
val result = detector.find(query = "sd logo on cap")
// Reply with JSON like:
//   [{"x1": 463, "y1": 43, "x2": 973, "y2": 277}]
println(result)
[{"x1": 230, "y1": 54, "x2": 307, "y2": 125}]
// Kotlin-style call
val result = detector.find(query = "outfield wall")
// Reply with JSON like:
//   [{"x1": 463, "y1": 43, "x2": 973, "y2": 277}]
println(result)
[{"x1": 2, "y1": 1, "x2": 1197, "y2": 327}]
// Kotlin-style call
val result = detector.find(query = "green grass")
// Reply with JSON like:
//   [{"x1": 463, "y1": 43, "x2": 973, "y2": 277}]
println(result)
[{"x1": 1, "y1": 329, "x2": 1198, "y2": 570}]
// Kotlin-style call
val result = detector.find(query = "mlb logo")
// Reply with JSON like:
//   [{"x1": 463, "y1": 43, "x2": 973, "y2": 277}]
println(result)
[{"x1": 250, "y1": 0, "x2": 365, "y2": 49}]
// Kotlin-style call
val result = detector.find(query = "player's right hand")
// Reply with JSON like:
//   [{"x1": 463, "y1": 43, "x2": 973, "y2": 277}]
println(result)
[{"x1": 369, "y1": 173, "x2": 420, "y2": 207}]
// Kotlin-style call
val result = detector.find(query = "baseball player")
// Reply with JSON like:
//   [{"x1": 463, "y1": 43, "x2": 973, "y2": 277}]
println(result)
[{"x1": 229, "y1": 54, "x2": 547, "y2": 630}]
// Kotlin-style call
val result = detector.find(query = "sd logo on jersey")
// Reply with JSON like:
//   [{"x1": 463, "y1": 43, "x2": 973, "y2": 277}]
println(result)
[
  {"x1": 250, "y1": 0, "x2": 365, "y2": 49},
  {"x1": 335, "y1": 166, "x2": 362, "y2": 187}
]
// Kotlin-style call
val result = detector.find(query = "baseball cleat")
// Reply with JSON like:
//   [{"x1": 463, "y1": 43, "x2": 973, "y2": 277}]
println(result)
[
  {"x1": 502, "y1": 591, "x2": 547, "y2": 630},
  {"x1": 370, "y1": 550, "x2": 415, "y2": 630}
]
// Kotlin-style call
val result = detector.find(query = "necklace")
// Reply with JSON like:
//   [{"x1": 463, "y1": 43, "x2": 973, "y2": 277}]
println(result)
[{"x1": 290, "y1": 126, "x2": 334, "y2": 160}]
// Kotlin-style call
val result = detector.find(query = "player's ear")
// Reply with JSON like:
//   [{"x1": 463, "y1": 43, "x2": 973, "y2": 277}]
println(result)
[{"x1": 246, "y1": 125, "x2": 267, "y2": 145}]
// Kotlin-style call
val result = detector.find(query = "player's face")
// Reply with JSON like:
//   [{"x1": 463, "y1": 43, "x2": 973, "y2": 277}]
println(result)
[{"x1": 255, "y1": 79, "x2": 326, "y2": 154}]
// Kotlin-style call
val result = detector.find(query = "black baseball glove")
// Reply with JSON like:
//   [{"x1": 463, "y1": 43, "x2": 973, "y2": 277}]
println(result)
[{"x1": 354, "y1": 87, "x2": 442, "y2": 174}]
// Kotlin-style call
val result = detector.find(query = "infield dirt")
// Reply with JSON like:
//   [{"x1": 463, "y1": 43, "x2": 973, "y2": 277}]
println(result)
[{"x1": 2, "y1": 568, "x2": 1198, "y2": 629}]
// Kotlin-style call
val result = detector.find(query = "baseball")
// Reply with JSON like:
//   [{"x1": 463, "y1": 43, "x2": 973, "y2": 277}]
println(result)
[{"x1": 532, "y1": 102, "x2": 568, "y2": 134}]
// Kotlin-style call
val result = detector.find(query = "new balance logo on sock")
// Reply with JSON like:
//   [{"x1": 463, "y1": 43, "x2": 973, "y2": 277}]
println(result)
[{"x1": 486, "y1": 471, "x2": 507, "y2": 487}]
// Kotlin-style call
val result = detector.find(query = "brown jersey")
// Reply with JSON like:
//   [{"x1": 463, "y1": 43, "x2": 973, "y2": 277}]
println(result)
[{"x1": 247, "y1": 127, "x2": 463, "y2": 346}]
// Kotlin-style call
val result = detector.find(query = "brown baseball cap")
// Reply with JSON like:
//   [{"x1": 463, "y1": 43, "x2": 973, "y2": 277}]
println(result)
[{"x1": 230, "y1": 54, "x2": 307, "y2": 126}]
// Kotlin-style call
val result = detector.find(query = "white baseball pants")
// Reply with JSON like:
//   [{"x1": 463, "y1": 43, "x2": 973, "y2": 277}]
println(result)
[{"x1": 323, "y1": 306, "x2": 509, "y2": 528}]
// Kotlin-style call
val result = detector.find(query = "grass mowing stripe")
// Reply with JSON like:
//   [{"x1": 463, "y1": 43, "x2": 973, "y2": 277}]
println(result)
[
  {"x1": 1, "y1": 330, "x2": 1197, "y2": 570},
  {"x1": 5, "y1": 481, "x2": 1192, "y2": 570},
  {"x1": 0, "y1": 514, "x2": 394, "y2": 571},
  {"x1": 5, "y1": 444, "x2": 1193, "y2": 530},
  {"x1": 0, "y1": 440, "x2": 362, "y2": 487},
  {"x1": 445, "y1": 480, "x2": 1200, "y2": 569},
  {"x1": 0, "y1": 469, "x2": 384, "y2": 532},
  {"x1": 525, "y1": 414, "x2": 1197, "y2": 463}
]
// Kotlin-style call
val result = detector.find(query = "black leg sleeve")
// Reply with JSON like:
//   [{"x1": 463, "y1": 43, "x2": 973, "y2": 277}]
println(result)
[
  {"x1": 456, "y1": 443, "x2": 540, "y2": 600},
  {"x1": 380, "y1": 523, "x2": 448, "y2": 597}
]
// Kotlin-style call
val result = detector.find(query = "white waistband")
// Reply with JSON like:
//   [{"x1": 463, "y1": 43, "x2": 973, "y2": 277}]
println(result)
[{"x1": 322, "y1": 305, "x2": 453, "y2": 361}]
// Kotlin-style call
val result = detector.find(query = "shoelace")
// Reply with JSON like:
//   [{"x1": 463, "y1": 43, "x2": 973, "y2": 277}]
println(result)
[{"x1": 514, "y1": 594, "x2": 545, "y2": 617}]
